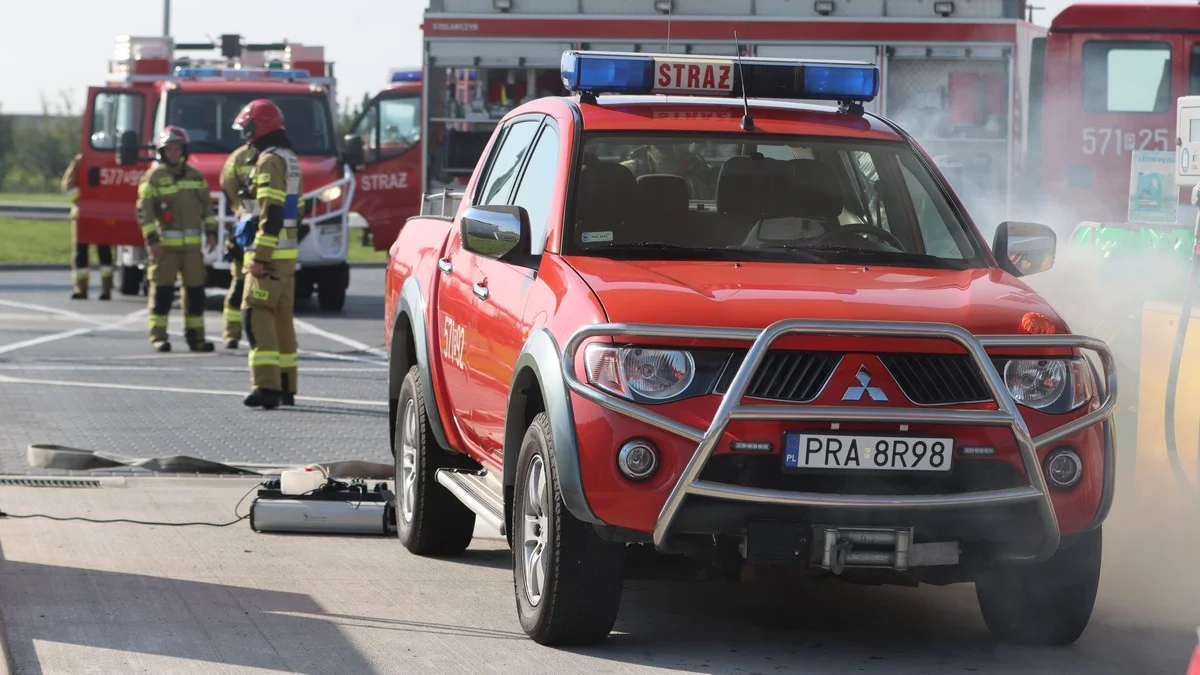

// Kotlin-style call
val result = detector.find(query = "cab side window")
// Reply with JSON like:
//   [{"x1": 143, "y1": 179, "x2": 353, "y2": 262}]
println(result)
[
  {"x1": 509, "y1": 125, "x2": 560, "y2": 255},
  {"x1": 1081, "y1": 40, "x2": 1172, "y2": 113},
  {"x1": 475, "y1": 119, "x2": 539, "y2": 207},
  {"x1": 378, "y1": 97, "x2": 421, "y2": 157},
  {"x1": 90, "y1": 91, "x2": 145, "y2": 151}
]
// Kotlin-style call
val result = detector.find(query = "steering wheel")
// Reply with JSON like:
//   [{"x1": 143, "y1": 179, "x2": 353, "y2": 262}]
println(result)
[{"x1": 812, "y1": 223, "x2": 906, "y2": 251}]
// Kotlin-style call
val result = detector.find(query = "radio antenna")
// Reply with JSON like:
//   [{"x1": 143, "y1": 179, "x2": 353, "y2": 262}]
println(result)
[
  {"x1": 733, "y1": 31, "x2": 754, "y2": 131},
  {"x1": 666, "y1": 2, "x2": 674, "y2": 53}
]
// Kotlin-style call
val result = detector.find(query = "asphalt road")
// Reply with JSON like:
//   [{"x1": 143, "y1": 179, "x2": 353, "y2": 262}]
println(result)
[{"x1": 0, "y1": 264, "x2": 1196, "y2": 673}]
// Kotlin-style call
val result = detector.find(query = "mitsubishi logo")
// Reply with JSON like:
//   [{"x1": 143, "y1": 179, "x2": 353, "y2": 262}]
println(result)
[{"x1": 842, "y1": 366, "x2": 888, "y2": 402}]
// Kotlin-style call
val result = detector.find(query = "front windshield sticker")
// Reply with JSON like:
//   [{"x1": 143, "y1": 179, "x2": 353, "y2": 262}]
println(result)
[{"x1": 581, "y1": 231, "x2": 614, "y2": 243}]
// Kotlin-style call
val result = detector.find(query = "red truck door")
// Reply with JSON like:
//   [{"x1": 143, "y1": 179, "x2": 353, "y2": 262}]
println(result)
[
  {"x1": 347, "y1": 89, "x2": 423, "y2": 251},
  {"x1": 77, "y1": 86, "x2": 151, "y2": 247},
  {"x1": 1063, "y1": 35, "x2": 1182, "y2": 225}
]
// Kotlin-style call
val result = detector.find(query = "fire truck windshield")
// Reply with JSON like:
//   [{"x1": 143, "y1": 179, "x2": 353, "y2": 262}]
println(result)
[
  {"x1": 162, "y1": 92, "x2": 337, "y2": 156},
  {"x1": 565, "y1": 133, "x2": 988, "y2": 270}
]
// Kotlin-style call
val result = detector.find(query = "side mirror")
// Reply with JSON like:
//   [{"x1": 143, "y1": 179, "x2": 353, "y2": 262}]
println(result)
[
  {"x1": 117, "y1": 130, "x2": 141, "y2": 167},
  {"x1": 993, "y1": 221, "x2": 1056, "y2": 277},
  {"x1": 461, "y1": 204, "x2": 532, "y2": 264},
  {"x1": 342, "y1": 134, "x2": 365, "y2": 170}
]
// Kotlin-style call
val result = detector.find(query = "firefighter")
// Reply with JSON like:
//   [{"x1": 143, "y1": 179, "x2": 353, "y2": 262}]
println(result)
[
  {"x1": 62, "y1": 153, "x2": 114, "y2": 300},
  {"x1": 219, "y1": 140, "x2": 259, "y2": 350},
  {"x1": 231, "y1": 99, "x2": 302, "y2": 409},
  {"x1": 135, "y1": 126, "x2": 218, "y2": 353}
]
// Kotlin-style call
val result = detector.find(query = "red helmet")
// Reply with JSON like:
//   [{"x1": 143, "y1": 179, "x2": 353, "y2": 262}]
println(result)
[
  {"x1": 156, "y1": 126, "x2": 190, "y2": 161},
  {"x1": 232, "y1": 99, "x2": 285, "y2": 142}
]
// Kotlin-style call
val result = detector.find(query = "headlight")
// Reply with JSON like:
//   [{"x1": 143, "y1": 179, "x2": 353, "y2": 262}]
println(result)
[
  {"x1": 584, "y1": 344, "x2": 695, "y2": 401},
  {"x1": 1003, "y1": 358, "x2": 1095, "y2": 412},
  {"x1": 317, "y1": 186, "x2": 342, "y2": 203}
]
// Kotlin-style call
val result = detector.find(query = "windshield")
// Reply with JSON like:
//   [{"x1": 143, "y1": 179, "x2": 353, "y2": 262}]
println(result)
[
  {"x1": 566, "y1": 133, "x2": 987, "y2": 269},
  {"x1": 162, "y1": 92, "x2": 336, "y2": 156}
]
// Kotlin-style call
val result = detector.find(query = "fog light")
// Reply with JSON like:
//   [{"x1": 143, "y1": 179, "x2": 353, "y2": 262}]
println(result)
[
  {"x1": 617, "y1": 439, "x2": 658, "y2": 481},
  {"x1": 1044, "y1": 448, "x2": 1082, "y2": 489}
]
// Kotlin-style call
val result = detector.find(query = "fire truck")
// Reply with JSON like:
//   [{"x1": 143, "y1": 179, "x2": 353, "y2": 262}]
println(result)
[
  {"x1": 414, "y1": 0, "x2": 1047, "y2": 232},
  {"x1": 80, "y1": 34, "x2": 369, "y2": 311},
  {"x1": 343, "y1": 68, "x2": 425, "y2": 250}
]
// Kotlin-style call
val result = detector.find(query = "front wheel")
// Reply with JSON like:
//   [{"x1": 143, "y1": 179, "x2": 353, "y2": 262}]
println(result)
[
  {"x1": 975, "y1": 526, "x2": 1103, "y2": 646},
  {"x1": 512, "y1": 412, "x2": 625, "y2": 646}
]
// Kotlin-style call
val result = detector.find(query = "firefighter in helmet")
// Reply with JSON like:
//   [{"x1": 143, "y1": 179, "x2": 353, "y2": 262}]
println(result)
[
  {"x1": 219, "y1": 140, "x2": 259, "y2": 349},
  {"x1": 63, "y1": 153, "x2": 114, "y2": 300},
  {"x1": 231, "y1": 99, "x2": 303, "y2": 409},
  {"x1": 135, "y1": 126, "x2": 218, "y2": 353}
]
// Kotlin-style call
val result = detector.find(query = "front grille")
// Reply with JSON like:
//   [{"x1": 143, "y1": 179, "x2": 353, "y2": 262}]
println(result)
[
  {"x1": 699, "y1": 454, "x2": 1023, "y2": 496},
  {"x1": 880, "y1": 354, "x2": 992, "y2": 405},
  {"x1": 713, "y1": 350, "x2": 841, "y2": 402}
]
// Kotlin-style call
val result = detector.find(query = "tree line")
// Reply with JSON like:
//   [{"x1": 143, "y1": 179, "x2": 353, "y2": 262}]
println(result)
[{"x1": 0, "y1": 92, "x2": 369, "y2": 196}]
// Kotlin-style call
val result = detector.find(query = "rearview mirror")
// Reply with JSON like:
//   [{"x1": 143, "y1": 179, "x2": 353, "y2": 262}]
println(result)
[
  {"x1": 117, "y1": 130, "x2": 141, "y2": 167},
  {"x1": 461, "y1": 204, "x2": 533, "y2": 265},
  {"x1": 993, "y1": 221, "x2": 1056, "y2": 277},
  {"x1": 342, "y1": 134, "x2": 365, "y2": 170}
]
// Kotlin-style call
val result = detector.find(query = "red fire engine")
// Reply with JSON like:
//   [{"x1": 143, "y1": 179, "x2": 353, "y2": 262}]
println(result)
[
  {"x1": 80, "y1": 34, "x2": 374, "y2": 310},
  {"x1": 1023, "y1": 3, "x2": 1200, "y2": 232},
  {"x1": 413, "y1": 0, "x2": 1047, "y2": 233}
]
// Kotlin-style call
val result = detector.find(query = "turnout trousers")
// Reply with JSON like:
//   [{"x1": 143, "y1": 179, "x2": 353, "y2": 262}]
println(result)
[
  {"x1": 241, "y1": 259, "x2": 298, "y2": 394},
  {"x1": 71, "y1": 220, "x2": 113, "y2": 298},
  {"x1": 223, "y1": 258, "x2": 245, "y2": 341},
  {"x1": 148, "y1": 246, "x2": 207, "y2": 346}
]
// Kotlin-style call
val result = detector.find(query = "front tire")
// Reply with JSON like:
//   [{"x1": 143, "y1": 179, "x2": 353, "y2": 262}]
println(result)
[
  {"x1": 394, "y1": 365, "x2": 475, "y2": 555},
  {"x1": 512, "y1": 412, "x2": 625, "y2": 646},
  {"x1": 975, "y1": 526, "x2": 1103, "y2": 646}
]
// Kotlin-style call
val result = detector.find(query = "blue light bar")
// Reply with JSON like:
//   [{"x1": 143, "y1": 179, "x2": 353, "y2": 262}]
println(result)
[
  {"x1": 390, "y1": 69, "x2": 422, "y2": 83},
  {"x1": 174, "y1": 67, "x2": 220, "y2": 78},
  {"x1": 172, "y1": 66, "x2": 310, "y2": 80},
  {"x1": 558, "y1": 50, "x2": 879, "y2": 104}
]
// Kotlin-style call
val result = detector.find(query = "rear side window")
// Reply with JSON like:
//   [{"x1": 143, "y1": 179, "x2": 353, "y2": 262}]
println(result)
[{"x1": 1081, "y1": 40, "x2": 1172, "y2": 113}]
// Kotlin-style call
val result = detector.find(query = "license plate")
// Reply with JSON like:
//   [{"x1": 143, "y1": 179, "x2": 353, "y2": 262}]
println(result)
[{"x1": 783, "y1": 432, "x2": 954, "y2": 472}]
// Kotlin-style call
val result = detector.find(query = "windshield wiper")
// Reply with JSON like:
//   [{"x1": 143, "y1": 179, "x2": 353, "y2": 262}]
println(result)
[
  {"x1": 780, "y1": 244, "x2": 975, "y2": 269},
  {"x1": 585, "y1": 242, "x2": 739, "y2": 259},
  {"x1": 587, "y1": 242, "x2": 831, "y2": 263}
]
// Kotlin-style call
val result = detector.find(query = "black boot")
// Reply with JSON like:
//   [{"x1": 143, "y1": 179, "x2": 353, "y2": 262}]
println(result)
[
  {"x1": 281, "y1": 374, "x2": 295, "y2": 406},
  {"x1": 153, "y1": 340, "x2": 171, "y2": 352},
  {"x1": 189, "y1": 340, "x2": 215, "y2": 352},
  {"x1": 224, "y1": 338, "x2": 239, "y2": 350},
  {"x1": 243, "y1": 388, "x2": 281, "y2": 410}
]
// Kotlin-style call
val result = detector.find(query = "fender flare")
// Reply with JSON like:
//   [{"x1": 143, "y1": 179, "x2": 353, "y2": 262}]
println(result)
[
  {"x1": 388, "y1": 275, "x2": 452, "y2": 453},
  {"x1": 503, "y1": 328, "x2": 601, "y2": 525}
]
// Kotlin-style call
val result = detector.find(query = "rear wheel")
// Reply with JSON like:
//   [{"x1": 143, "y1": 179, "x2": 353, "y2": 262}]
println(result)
[
  {"x1": 512, "y1": 412, "x2": 625, "y2": 646},
  {"x1": 975, "y1": 526, "x2": 1103, "y2": 646},
  {"x1": 394, "y1": 365, "x2": 476, "y2": 555}
]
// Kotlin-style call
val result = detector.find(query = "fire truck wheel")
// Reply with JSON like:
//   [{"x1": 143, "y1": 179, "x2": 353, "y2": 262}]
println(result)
[
  {"x1": 512, "y1": 412, "x2": 625, "y2": 646},
  {"x1": 394, "y1": 365, "x2": 476, "y2": 556},
  {"x1": 974, "y1": 526, "x2": 1102, "y2": 646},
  {"x1": 317, "y1": 283, "x2": 346, "y2": 312}
]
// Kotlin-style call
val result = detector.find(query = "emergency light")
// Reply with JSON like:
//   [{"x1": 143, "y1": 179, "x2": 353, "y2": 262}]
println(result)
[
  {"x1": 389, "y1": 69, "x2": 422, "y2": 83},
  {"x1": 559, "y1": 50, "x2": 880, "y2": 102},
  {"x1": 173, "y1": 66, "x2": 311, "y2": 80}
]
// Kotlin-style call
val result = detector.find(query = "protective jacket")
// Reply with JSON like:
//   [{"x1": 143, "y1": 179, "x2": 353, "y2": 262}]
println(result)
[{"x1": 136, "y1": 161, "x2": 216, "y2": 248}]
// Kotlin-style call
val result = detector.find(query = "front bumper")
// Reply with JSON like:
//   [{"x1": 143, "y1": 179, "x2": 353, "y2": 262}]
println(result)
[{"x1": 562, "y1": 318, "x2": 1118, "y2": 565}]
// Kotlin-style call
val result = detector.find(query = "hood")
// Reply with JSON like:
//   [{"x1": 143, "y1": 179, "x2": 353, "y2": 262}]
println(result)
[
  {"x1": 563, "y1": 257, "x2": 1068, "y2": 336},
  {"x1": 186, "y1": 153, "x2": 341, "y2": 195}
]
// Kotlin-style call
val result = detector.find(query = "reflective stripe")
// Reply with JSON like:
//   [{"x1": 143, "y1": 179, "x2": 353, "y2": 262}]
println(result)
[
  {"x1": 223, "y1": 307, "x2": 242, "y2": 322},
  {"x1": 249, "y1": 349, "x2": 280, "y2": 367},
  {"x1": 149, "y1": 314, "x2": 168, "y2": 327},
  {"x1": 99, "y1": 266, "x2": 113, "y2": 277},
  {"x1": 141, "y1": 223, "x2": 158, "y2": 236},
  {"x1": 176, "y1": 179, "x2": 206, "y2": 189},
  {"x1": 73, "y1": 271, "x2": 88, "y2": 280},
  {"x1": 185, "y1": 316, "x2": 205, "y2": 328},
  {"x1": 254, "y1": 234, "x2": 279, "y2": 248},
  {"x1": 279, "y1": 352, "x2": 298, "y2": 368},
  {"x1": 271, "y1": 248, "x2": 298, "y2": 260},
  {"x1": 258, "y1": 187, "x2": 287, "y2": 203},
  {"x1": 254, "y1": 173, "x2": 272, "y2": 185}
]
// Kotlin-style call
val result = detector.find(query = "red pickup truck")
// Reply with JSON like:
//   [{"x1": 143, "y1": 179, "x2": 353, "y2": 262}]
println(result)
[{"x1": 383, "y1": 51, "x2": 1118, "y2": 648}]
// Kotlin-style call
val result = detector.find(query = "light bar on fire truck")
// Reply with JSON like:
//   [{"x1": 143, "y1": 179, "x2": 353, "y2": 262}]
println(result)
[
  {"x1": 389, "y1": 69, "x2": 421, "y2": 83},
  {"x1": 173, "y1": 66, "x2": 311, "y2": 80},
  {"x1": 559, "y1": 50, "x2": 880, "y2": 102}
]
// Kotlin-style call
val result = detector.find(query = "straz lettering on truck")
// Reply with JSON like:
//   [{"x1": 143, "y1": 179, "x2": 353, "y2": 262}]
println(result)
[
  {"x1": 99, "y1": 167, "x2": 146, "y2": 186},
  {"x1": 654, "y1": 60, "x2": 734, "y2": 93},
  {"x1": 361, "y1": 172, "x2": 409, "y2": 191},
  {"x1": 1081, "y1": 127, "x2": 1170, "y2": 156},
  {"x1": 441, "y1": 314, "x2": 465, "y2": 370}
]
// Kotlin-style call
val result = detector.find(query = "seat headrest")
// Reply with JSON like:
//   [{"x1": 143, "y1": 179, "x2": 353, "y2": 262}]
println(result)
[
  {"x1": 786, "y1": 158, "x2": 845, "y2": 220},
  {"x1": 636, "y1": 174, "x2": 690, "y2": 219},
  {"x1": 575, "y1": 161, "x2": 638, "y2": 234},
  {"x1": 716, "y1": 155, "x2": 793, "y2": 218}
]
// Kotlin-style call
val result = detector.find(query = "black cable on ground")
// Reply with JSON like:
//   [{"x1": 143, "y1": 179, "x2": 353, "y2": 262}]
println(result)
[{"x1": 0, "y1": 481, "x2": 263, "y2": 527}]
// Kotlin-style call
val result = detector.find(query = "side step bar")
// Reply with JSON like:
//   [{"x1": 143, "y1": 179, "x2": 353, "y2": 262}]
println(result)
[{"x1": 435, "y1": 468, "x2": 506, "y2": 537}]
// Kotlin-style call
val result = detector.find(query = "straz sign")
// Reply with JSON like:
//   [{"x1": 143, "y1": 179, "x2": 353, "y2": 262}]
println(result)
[{"x1": 653, "y1": 59, "x2": 735, "y2": 95}]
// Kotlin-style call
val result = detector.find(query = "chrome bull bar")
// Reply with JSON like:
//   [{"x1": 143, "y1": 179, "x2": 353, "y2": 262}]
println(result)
[{"x1": 561, "y1": 319, "x2": 1118, "y2": 565}]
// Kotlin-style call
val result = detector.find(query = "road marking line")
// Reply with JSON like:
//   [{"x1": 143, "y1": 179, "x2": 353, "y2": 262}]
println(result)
[
  {"x1": 0, "y1": 308, "x2": 149, "y2": 356},
  {"x1": 293, "y1": 318, "x2": 387, "y2": 358},
  {"x1": 0, "y1": 374, "x2": 387, "y2": 407},
  {"x1": 0, "y1": 298, "x2": 111, "y2": 326}
]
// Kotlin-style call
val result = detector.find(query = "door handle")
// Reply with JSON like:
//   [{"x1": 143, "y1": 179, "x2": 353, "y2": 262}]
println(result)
[
  {"x1": 473, "y1": 281, "x2": 489, "y2": 300},
  {"x1": 438, "y1": 258, "x2": 452, "y2": 274}
]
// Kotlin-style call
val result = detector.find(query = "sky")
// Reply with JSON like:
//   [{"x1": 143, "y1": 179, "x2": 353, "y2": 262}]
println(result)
[{"x1": 0, "y1": 0, "x2": 1193, "y2": 116}]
